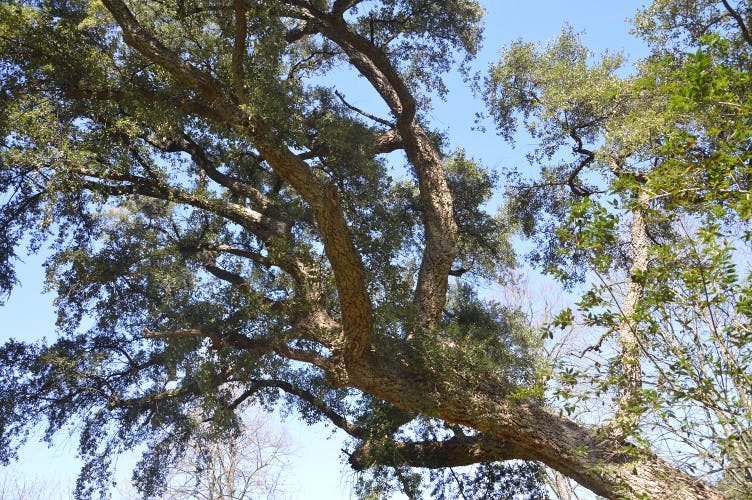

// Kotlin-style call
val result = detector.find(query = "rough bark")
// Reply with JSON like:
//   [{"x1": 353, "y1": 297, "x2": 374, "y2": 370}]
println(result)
[{"x1": 616, "y1": 192, "x2": 649, "y2": 427}]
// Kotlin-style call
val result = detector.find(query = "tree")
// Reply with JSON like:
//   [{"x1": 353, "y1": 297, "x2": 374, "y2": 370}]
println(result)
[
  {"x1": 0, "y1": 0, "x2": 744, "y2": 498},
  {"x1": 482, "y1": 0, "x2": 752, "y2": 496},
  {"x1": 0, "y1": 469, "x2": 74, "y2": 500},
  {"x1": 129, "y1": 410, "x2": 293, "y2": 499}
]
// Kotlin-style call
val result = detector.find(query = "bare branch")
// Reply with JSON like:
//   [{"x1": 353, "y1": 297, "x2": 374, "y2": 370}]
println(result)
[
  {"x1": 230, "y1": 379, "x2": 365, "y2": 438},
  {"x1": 335, "y1": 90, "x2": 395, "y2": 127}
]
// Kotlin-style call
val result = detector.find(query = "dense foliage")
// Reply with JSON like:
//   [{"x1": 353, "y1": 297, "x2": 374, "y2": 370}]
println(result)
[{"x1": 0, "y1": 0, "x2": 750, "y2": 498}]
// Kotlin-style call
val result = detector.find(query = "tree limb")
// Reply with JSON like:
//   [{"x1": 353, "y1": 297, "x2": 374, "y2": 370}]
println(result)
[
  {"x1": 232, "y1": 0, "x2": 248, "y2": 103},
  {"x1": 230, "y1": 378, "x2": 366, "y2": 438},
  {"x1": 102, "y1": 0, "x2": 375, "y2": 363},
  {"x1": 335, "y1": 90, "x2": 395, "y2": 127},
  {"x1": 348, "y1": 433, "x2": 534, "y2": 470},
  {"x1": 721, "y1": 0, "x2": 752, "y2": 48},
  {"x1": 100, "y1": 0, "x2": 243, "y2": 123},
  {"x1": 313, "y1": 12, "x2": 457, "y2": 329}
]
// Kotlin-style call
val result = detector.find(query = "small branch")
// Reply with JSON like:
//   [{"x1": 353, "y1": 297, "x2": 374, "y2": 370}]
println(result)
[
  {"x1": 335, "y1": 90, "x2": 395, "y2": 127},
  {"x1": 348, "y1": 434, "x2": 533, "y2": 470},
  {"x1": 449, "y1": 468, "x2": 470, "y2": 500},
  {"x1": 235, "y1": 379, "x2": 366, "y2": 438}
]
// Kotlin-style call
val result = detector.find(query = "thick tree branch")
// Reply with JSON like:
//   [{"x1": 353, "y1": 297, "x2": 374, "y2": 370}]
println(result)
[
  {"x1": 374, "y1": 129, "x2": 404, "y2": 153},
  {"x1": 348, "y1": 434, "x2": 533, "y2": 470},
  {"x1": 284, "y1": 20, "x2": 318, "y2": 43},
  {"x1": 204, "y1": 263, "x2": 250, "y2": 288},
  {"x1": 312, "y1": 12, "x2": 457, "y2": 329},
  {"x1": 346, "y1": 357, "x2": 722, "y2": 499},
  {"x1": 252, "y1": 145, "x2": 373, "y2": 362},
  {"x1": 232, "y1": 0, "x2": 248, "y2": 103},
  {"x1": 614, "y1": 191, "x2": 649, "y2": 434},
  {"x1": 332, "y1": 0, "x2": 363, "y2": 16}
]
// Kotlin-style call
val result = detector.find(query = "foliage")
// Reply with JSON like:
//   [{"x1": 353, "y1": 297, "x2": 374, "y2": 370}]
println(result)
[
  {"x1": 0, "y1": 0, "x2": 548, "y2": 497},
  {"x1": 0, "y1": 0, "x2": 749, "y2": 498},
  {"x1": 483, "y1": 0, "x2": 752, "y2": 493}
]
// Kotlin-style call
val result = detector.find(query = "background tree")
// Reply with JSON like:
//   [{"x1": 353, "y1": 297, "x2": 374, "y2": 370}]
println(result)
[
  {"x1": 130, "y1": 410, "x2": 294, "y2": 499},
  {"x1": 0, "y1": 0, "x2": 745, "y2": 498},
  {"x1": 483, "y1": 0, "x2": 752, "y2": 496},
  {"x1": 0, "y1": 469, "x2": 74, "y2": 500}
]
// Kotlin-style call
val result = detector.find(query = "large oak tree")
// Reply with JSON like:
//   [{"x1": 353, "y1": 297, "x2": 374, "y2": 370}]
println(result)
[{"x1": 0, "y1": 0, "x2": 749, "y2": 498}]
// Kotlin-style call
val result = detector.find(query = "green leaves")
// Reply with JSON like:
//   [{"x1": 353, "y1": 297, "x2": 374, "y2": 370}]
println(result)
[{"x1": 483, "y1": 1, "x2": 752, "y2": 492}]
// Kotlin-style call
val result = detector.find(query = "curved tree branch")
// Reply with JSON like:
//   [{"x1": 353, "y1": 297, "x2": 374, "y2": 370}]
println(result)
[
  {"x1": 311, "y1": 10, "x2": 458, "y2": 330},
  {"x1": 721, "y1": 0, "x2": 752, "y2": 48},
  {"x1": 230, "y1": 378, "x2": 366, "y2": 438},
  {"x1": 96, "y1": 0, "x2": 376, "y2": 363}
]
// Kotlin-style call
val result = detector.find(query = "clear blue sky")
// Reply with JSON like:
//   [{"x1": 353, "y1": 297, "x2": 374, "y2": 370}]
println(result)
[{"x1": 0, "y1": 1, "x2": 647, "y2": 498}]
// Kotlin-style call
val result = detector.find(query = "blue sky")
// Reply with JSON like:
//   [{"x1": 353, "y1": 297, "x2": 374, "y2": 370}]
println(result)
[{"x1": 0, "y1": 1, "x2": 648, "y2": 498}]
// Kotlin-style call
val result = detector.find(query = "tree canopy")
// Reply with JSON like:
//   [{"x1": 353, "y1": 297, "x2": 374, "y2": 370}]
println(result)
[{"x1": 0, "y1": 0, "x2": 750, "y2": 498}]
